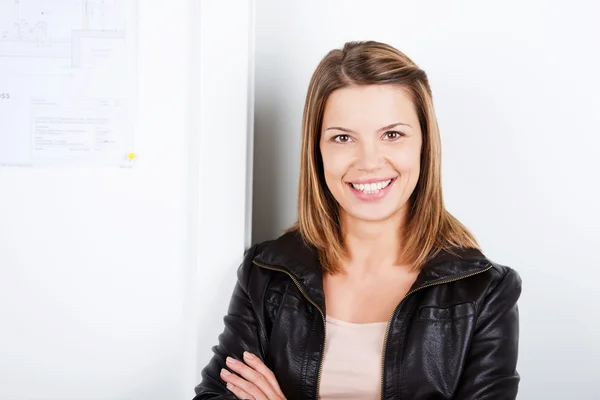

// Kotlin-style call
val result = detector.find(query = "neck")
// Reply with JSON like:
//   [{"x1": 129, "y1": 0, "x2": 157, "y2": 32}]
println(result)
[{"x1": 340, "y1": 208, "x2": 409, "y2": 275}]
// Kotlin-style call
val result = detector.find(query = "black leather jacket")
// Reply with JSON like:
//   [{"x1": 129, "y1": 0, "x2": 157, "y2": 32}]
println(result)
[{"x1": 194, "y1": 231, "x2": 522, "y2": 399}]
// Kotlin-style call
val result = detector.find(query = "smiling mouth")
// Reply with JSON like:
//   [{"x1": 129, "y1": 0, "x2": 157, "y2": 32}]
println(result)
[{"x1": 347, "y1": 178, "x2": 396, "y2": 194}]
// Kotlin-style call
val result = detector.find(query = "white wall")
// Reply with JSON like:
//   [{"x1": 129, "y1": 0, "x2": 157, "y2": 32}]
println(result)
[
  {"x1": 0, "y1": 1, "x2": 253, "y2": 399},
  {"x1": 191, "y1": 0, "x2": 255, "y2": 394},
  {"x1": 252, "y1": 1, "x2": 600, "y2": 399}
]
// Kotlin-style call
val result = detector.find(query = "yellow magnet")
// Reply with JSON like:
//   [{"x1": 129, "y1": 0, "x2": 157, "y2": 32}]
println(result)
[{"x1": 127, "y1": 152, "x2": 136, "y2": 161}]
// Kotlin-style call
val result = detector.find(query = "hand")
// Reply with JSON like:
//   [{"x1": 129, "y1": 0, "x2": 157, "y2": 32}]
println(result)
[{"x1": 220, "y1": 351, "x2": 286, "y2": 400}]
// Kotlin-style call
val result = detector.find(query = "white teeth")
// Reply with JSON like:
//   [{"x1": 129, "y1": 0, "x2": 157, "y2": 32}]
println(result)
[{"x1": 351, "y1": 179, "x2": 392, "y2": 193}]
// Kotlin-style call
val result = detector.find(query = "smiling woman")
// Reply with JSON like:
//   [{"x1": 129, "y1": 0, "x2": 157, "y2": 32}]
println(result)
[{"x1": 193, "y1": 41, "x2": 522, "y2": 400}]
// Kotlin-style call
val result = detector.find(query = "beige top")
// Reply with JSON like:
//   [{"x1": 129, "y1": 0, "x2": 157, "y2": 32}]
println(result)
[{"x1": 319, "y1": 316, "x2": 388, "y2": 399}]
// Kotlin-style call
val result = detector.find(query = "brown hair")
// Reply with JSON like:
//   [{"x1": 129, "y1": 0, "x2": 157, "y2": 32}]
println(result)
[{"x1": 289, "y1": 40, "x2": 480, "y2": 274}]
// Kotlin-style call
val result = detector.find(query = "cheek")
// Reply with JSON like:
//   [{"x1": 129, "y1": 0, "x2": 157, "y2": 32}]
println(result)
[
  {"x1": 321, "y1": 148, "x2": 351, "y2": 181},
  {"x1": 392, "y1": 144, "x2": 421, "y2": 174}
]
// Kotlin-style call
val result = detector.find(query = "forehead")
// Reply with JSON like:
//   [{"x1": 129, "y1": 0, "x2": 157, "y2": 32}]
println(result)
[{"x1": 322, "y1": 84, "x2": 418, "y2": 129}]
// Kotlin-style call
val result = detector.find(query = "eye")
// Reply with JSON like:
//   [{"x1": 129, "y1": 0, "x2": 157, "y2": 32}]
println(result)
[
  {"x1": 383, "y1": 131, "x2": 405, "y2": 140},
  {"x1": 332, "y1": 134, "x2": 352, "y2": 143}
]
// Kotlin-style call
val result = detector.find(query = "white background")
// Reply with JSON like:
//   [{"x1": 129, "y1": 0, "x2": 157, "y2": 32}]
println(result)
[
  {"x1": 0, "y1": 1, "x2": 253, "y2": 399},
  {"x1": 251, "y1": 0, "x2": 600, "y2": 399},
  {"x1": 1, "y1": 1, "x2": 599, "y2": 399}
]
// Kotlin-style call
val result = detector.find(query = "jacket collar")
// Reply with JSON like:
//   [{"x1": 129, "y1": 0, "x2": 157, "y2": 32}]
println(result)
[{"x1": 253, "y1": 230, "x2": 491, "y2": 313}]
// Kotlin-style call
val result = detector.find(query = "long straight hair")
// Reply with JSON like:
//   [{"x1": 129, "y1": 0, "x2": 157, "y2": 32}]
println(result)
[{"x1": 289, "y1": 41, "x2": 480, "y2": 274}]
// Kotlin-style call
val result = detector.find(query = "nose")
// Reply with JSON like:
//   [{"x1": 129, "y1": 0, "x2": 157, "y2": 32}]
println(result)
[{"x1": 356, "y1": 140, "x2": 384, "y2": 172}]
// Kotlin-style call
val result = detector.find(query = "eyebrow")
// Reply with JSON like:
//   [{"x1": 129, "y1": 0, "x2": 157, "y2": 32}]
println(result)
[{"x1": 324, "y1": 122, "x2": 412, "y2": 133}]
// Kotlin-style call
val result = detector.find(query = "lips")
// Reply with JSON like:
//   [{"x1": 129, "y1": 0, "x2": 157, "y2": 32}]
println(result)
[{"x1": 345, "y1": 177, "x2": 397, "y2": 201}]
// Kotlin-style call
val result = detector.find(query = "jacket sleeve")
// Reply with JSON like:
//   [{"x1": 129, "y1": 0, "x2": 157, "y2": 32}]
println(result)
[
  {"x1": 454, "y1": 268, "x2": 522, "y2": 400},
  {"x1": 193, "y1": 245, "x2": 265, "y2": 400}
]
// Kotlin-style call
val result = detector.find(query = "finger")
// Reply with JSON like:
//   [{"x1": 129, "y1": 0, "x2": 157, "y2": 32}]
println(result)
[
  {"x1": 243, "y1": 352, "x2": 285, "y2": 398},
  {"x1": 221, "y1": 367, "x2": 267, "y2": 400},
  {"x1": 225, "y1": 381, "x2": 254, "y2": 400},
  {"x1": 225, "y1": 357, "x2": 279, "y2": 399}
]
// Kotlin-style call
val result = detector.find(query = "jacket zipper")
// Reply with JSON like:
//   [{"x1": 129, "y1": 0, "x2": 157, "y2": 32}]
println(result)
[
  {"x1": 252, "y1": 260, "x2": 326, "y2": 400},
  {"x1": 378, "y1": 263, "x2": 493, "y2": 399}
]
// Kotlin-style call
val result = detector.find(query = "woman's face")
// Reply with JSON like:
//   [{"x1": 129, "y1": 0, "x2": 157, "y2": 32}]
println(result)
[{"x1": 319, "y1": 84, "x2": 423, "y2": 224}]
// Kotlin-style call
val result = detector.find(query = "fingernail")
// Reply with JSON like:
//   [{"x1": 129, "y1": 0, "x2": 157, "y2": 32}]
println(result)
[
  {"x1": 221, "y1": 368, "x2": 230, "y2": 376},
  {"x1": 226, "y1": 356, "x2": 236, "y2": 365},
  {"x1": 226, "y1": 382, "x2": 234, "y2": 390},
  {"x1": 243, "y1": 351, "x2": 254, "y2": 360}
]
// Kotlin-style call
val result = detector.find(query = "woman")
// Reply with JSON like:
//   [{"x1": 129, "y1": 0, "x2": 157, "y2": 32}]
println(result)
[{"x1": 193, "y1": 41, "x2": 521, "y2": 400}]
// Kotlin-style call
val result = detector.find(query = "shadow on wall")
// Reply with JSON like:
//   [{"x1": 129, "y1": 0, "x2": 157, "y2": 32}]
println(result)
[{"x1": 251, "y1": 84, "x2": 303, "y2": 245}]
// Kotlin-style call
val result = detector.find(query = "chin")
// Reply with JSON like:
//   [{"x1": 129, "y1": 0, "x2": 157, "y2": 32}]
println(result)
[{"x1": 344, "y1": 206, "x2": 403, "y2": 223}]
